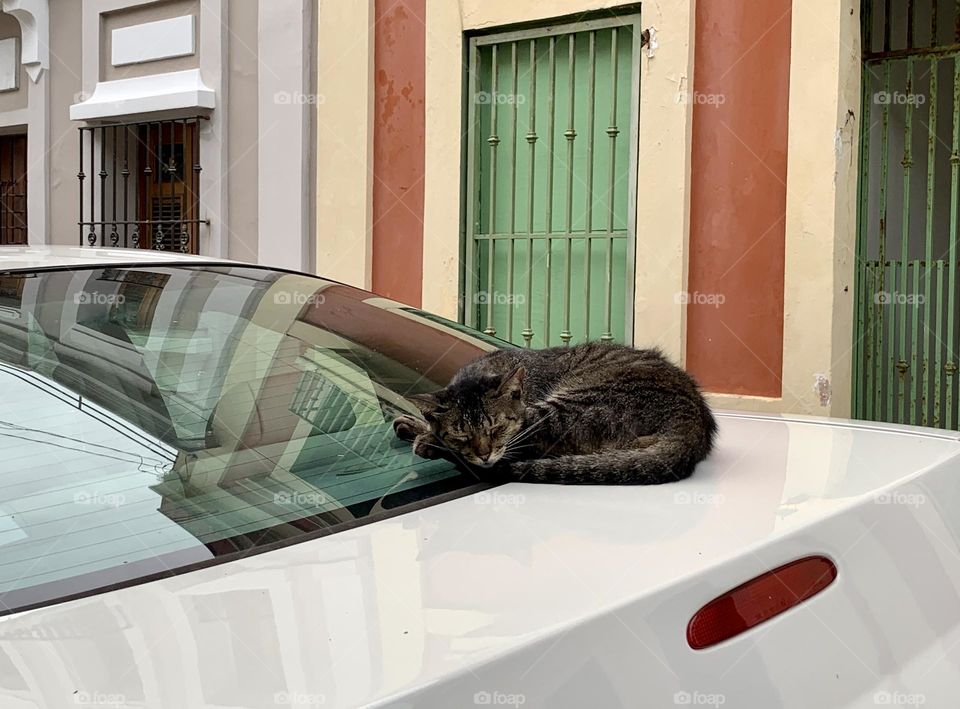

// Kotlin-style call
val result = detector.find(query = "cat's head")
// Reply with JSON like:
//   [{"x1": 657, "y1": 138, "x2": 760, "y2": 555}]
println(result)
[{"x1": 408, "y1": 366, "x2": 526, "y2": 467}]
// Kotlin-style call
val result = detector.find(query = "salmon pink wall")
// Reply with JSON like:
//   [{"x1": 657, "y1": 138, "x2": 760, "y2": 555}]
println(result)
[
  {"x1": 686, "y1": 1, "x2": 792, "y2": 397},
  {"x1": 372, "y1": 0, "x2": 426, "y2": 306}
]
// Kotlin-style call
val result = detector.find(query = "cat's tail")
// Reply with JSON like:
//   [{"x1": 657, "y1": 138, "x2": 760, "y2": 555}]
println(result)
[{"x1": 505, "y1": 434, "x2": 709, "y2": 485}]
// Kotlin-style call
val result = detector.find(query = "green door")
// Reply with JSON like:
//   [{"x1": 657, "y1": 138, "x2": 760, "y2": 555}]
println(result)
[
  {"x1": 854, "y1": 0, "x2": 960, "y2": 429},
  {"x1": 463, "y1": 16, "x2": 640, "y2": 347}
]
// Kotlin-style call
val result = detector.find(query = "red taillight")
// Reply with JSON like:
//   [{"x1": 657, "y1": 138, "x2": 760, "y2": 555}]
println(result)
[{"x1": 686, "y1": 555, "x2": 837, "y2": 650}]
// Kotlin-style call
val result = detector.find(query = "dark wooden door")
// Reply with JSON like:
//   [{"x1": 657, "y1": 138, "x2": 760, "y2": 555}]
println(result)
[
  {"x1": 137, "y1": 122, "x2": 199, "y2": 254},
  {"x1": 0, "y1": 134, "x2": 27, "y2": 246}
]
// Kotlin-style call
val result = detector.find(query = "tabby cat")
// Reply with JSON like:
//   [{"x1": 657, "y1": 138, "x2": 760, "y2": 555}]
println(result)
[{"x1": 393, "y1": 342, "x2": 717, "y2": 485}]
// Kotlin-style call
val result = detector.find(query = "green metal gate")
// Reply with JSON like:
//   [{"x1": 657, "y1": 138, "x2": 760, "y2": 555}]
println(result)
[
  {"x1": 855, "y1": 0, "x2": 960, "y2": 429},
  {"x1": 463, "y1": 15, "x2": 641, "y2": 347}
]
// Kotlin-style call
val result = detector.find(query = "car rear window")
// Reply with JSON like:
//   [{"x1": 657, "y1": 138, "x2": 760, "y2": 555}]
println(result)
[{"x1": 0, "y1": 264, "x2": 495, "y2": 615}]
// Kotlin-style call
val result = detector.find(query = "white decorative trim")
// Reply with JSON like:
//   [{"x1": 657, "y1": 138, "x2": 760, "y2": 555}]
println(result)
[
  {"x1": 0, "y1": 0, "x2": 47, "y2": 82},
  {"x1": 69, "y1": 68, "x2": 215, "y2": 121},
  {"x1": 111, "y1": 15, "x2": 195, "y2": 67}
]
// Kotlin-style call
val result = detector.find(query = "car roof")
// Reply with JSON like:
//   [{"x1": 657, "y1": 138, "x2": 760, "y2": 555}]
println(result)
[{"x1": 0, "y1": 245, "x2": 241, "y2": 272}]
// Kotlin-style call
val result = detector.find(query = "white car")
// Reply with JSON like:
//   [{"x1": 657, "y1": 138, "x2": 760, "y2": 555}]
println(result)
[{"x1": 0, "y1": 247, "x2": 957, "y2": 709}]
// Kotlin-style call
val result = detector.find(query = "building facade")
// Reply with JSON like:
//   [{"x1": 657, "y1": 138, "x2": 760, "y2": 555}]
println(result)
[
  {"x1": 319, "y1": 0, "x2": 960, "y2": 430},
  {"x1": 0, "y1": 0, "x2": 316, "y2": 271}
]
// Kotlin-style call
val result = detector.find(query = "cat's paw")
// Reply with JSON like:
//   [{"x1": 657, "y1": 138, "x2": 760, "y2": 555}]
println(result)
[
  {"x1": 412, "y1": 433, "x2": 441, "y2": 459},
  {"x1": 393, "y1": 414, "x2": 428, "y2": 442}
]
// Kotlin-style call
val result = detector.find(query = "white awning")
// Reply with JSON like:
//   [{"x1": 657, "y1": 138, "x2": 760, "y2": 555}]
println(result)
[{"x1": 70, "y1": 68, "x2": 214, "y2": 122}]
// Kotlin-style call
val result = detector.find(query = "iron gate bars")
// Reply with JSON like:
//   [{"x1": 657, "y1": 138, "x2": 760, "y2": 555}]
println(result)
[
  {"x1": 854, "y1": 0, "x2": 960, "y2": 429},
  {"x1": 77, "y1": 117, "x2": 209, "y2": 254},
  {"x1": 463, "y1": 15, "x2": 641, "y2": 348}
]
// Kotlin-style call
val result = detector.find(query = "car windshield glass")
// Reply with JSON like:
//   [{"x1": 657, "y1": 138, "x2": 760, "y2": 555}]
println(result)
[{"x1": 0, "y1": 265, "x2": 496, "y2": 615}]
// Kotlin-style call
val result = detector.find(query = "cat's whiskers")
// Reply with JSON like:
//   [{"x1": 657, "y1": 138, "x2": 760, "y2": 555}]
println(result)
[{"x1": 505, "y1": 412, "x2": 552, "y2": 448}]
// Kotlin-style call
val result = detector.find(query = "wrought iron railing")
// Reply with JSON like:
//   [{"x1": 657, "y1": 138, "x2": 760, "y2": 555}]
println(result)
[{"x1": 77, "y1": 116, "x2": 209, "y2": 254}]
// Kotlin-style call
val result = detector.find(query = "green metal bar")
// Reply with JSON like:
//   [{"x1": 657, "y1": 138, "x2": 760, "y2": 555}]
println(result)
[
  {"x1": 895, "y1": 260, "x2": 905, "y2": 422},
  {"x1": 854, "y1": 61, "x2": 873, "y2": 418},
  {"x1": 484, "y1": 43, "x2": 500, "y2": 336},
  {"x1": 583, "y1": 31, "x2": 596, "y2": 341},
  {"x1": 506, "y1": 41, "x2": 519, "y2": 342},
  {"x1": 922, "y1": 58, "x2": 937, "y2": 426},
  {"x1": 464, "y1": 43, "x2": 480, "y2": 328},
  {"x1": 935, "y1": 260, "x2": 945, "y2": 426},
  {"x1": 544, "y1": 36, "x2": 556, "y2": 346},
  {"x1": 560, "y1": 33, "x2": 576, "y2": 346},
  {"x1": 602, "y1": 27, "x2": 619, "y2": 342},
  {"x1": 910, "y1": 260, "x2": 921, "y2": 424},
  {"x1": 523, "y1": 39, "x2": 537, "y2": 348},
  {"x1": 888, "y1": 260, "x2": 900, "y2": 420},
  {"x1": 897, "y1": 60, "x2": 910, "y2": 422},
  {"x1": 946, "y1": 56, "x2": 960, "y2": 429},
  {"x1": 870, "y1": 63, "x2": 891, "y2": 422},
  {"x1": 866, "y1": 262, "x2": 876, "y2": 420},
  {"x1": 865, "y1": 45, "x2": 960, "y2": 63},
  {"x1": 475, "y1": 230, "x2": 629, "y2": 240}
]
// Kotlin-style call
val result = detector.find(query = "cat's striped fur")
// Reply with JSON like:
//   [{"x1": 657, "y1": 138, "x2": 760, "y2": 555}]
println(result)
[{"x1": 394, "y1": 342, "x2": 717, "y2": 485}]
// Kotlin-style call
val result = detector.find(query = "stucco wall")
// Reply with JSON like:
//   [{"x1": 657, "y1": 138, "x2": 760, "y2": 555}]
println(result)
[
  {"x1": 227, "y1": 0, "x2": 259, "y2": 263},
  {"x1": 48, "y1": 0, "x2": 83, "y2": 246},
  {"x1": 419, "y1": 0, "x2": 696, "y2": 365},
  {"x1": 707, "y1": 0, "x2": 860, "y2": 416},
  {"x1": 315, "y1": 0, "x2": 374, "y2": 288}
]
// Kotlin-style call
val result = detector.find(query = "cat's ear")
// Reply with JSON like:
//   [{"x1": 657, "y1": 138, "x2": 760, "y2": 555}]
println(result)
[
  {"x1": 407, "y1": 392, "x2": 446, "y2": 420},
  {"x1": 496, "y1": 365, "x2": 525, "y2": 400}
]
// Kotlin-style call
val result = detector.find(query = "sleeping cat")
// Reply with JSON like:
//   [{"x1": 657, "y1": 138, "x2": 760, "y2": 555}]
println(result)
[{"x1": 393, "y1": 342, "x2": 717, "y2": 485}]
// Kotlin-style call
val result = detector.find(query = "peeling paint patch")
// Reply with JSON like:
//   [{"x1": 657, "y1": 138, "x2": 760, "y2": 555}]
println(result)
[
  {"x1": 813, "y1": 374, "x2": 831, "y2": 407},
  {"x1": 644, "y1": 27, "x2": 659, "y2": 58}
]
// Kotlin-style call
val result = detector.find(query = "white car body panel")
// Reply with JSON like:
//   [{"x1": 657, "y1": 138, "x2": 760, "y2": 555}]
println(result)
[
  {"x1": 1, "y1": 249, "x2": 959, "y2": 708},
  {"x1": 0, "y1": 245, "x2": 238, "y2": 272}
]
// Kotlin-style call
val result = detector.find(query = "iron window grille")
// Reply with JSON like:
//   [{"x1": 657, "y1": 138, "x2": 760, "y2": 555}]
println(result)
[{"x1": 78, "y1": 116, "x2": 209, "y2": 254}]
